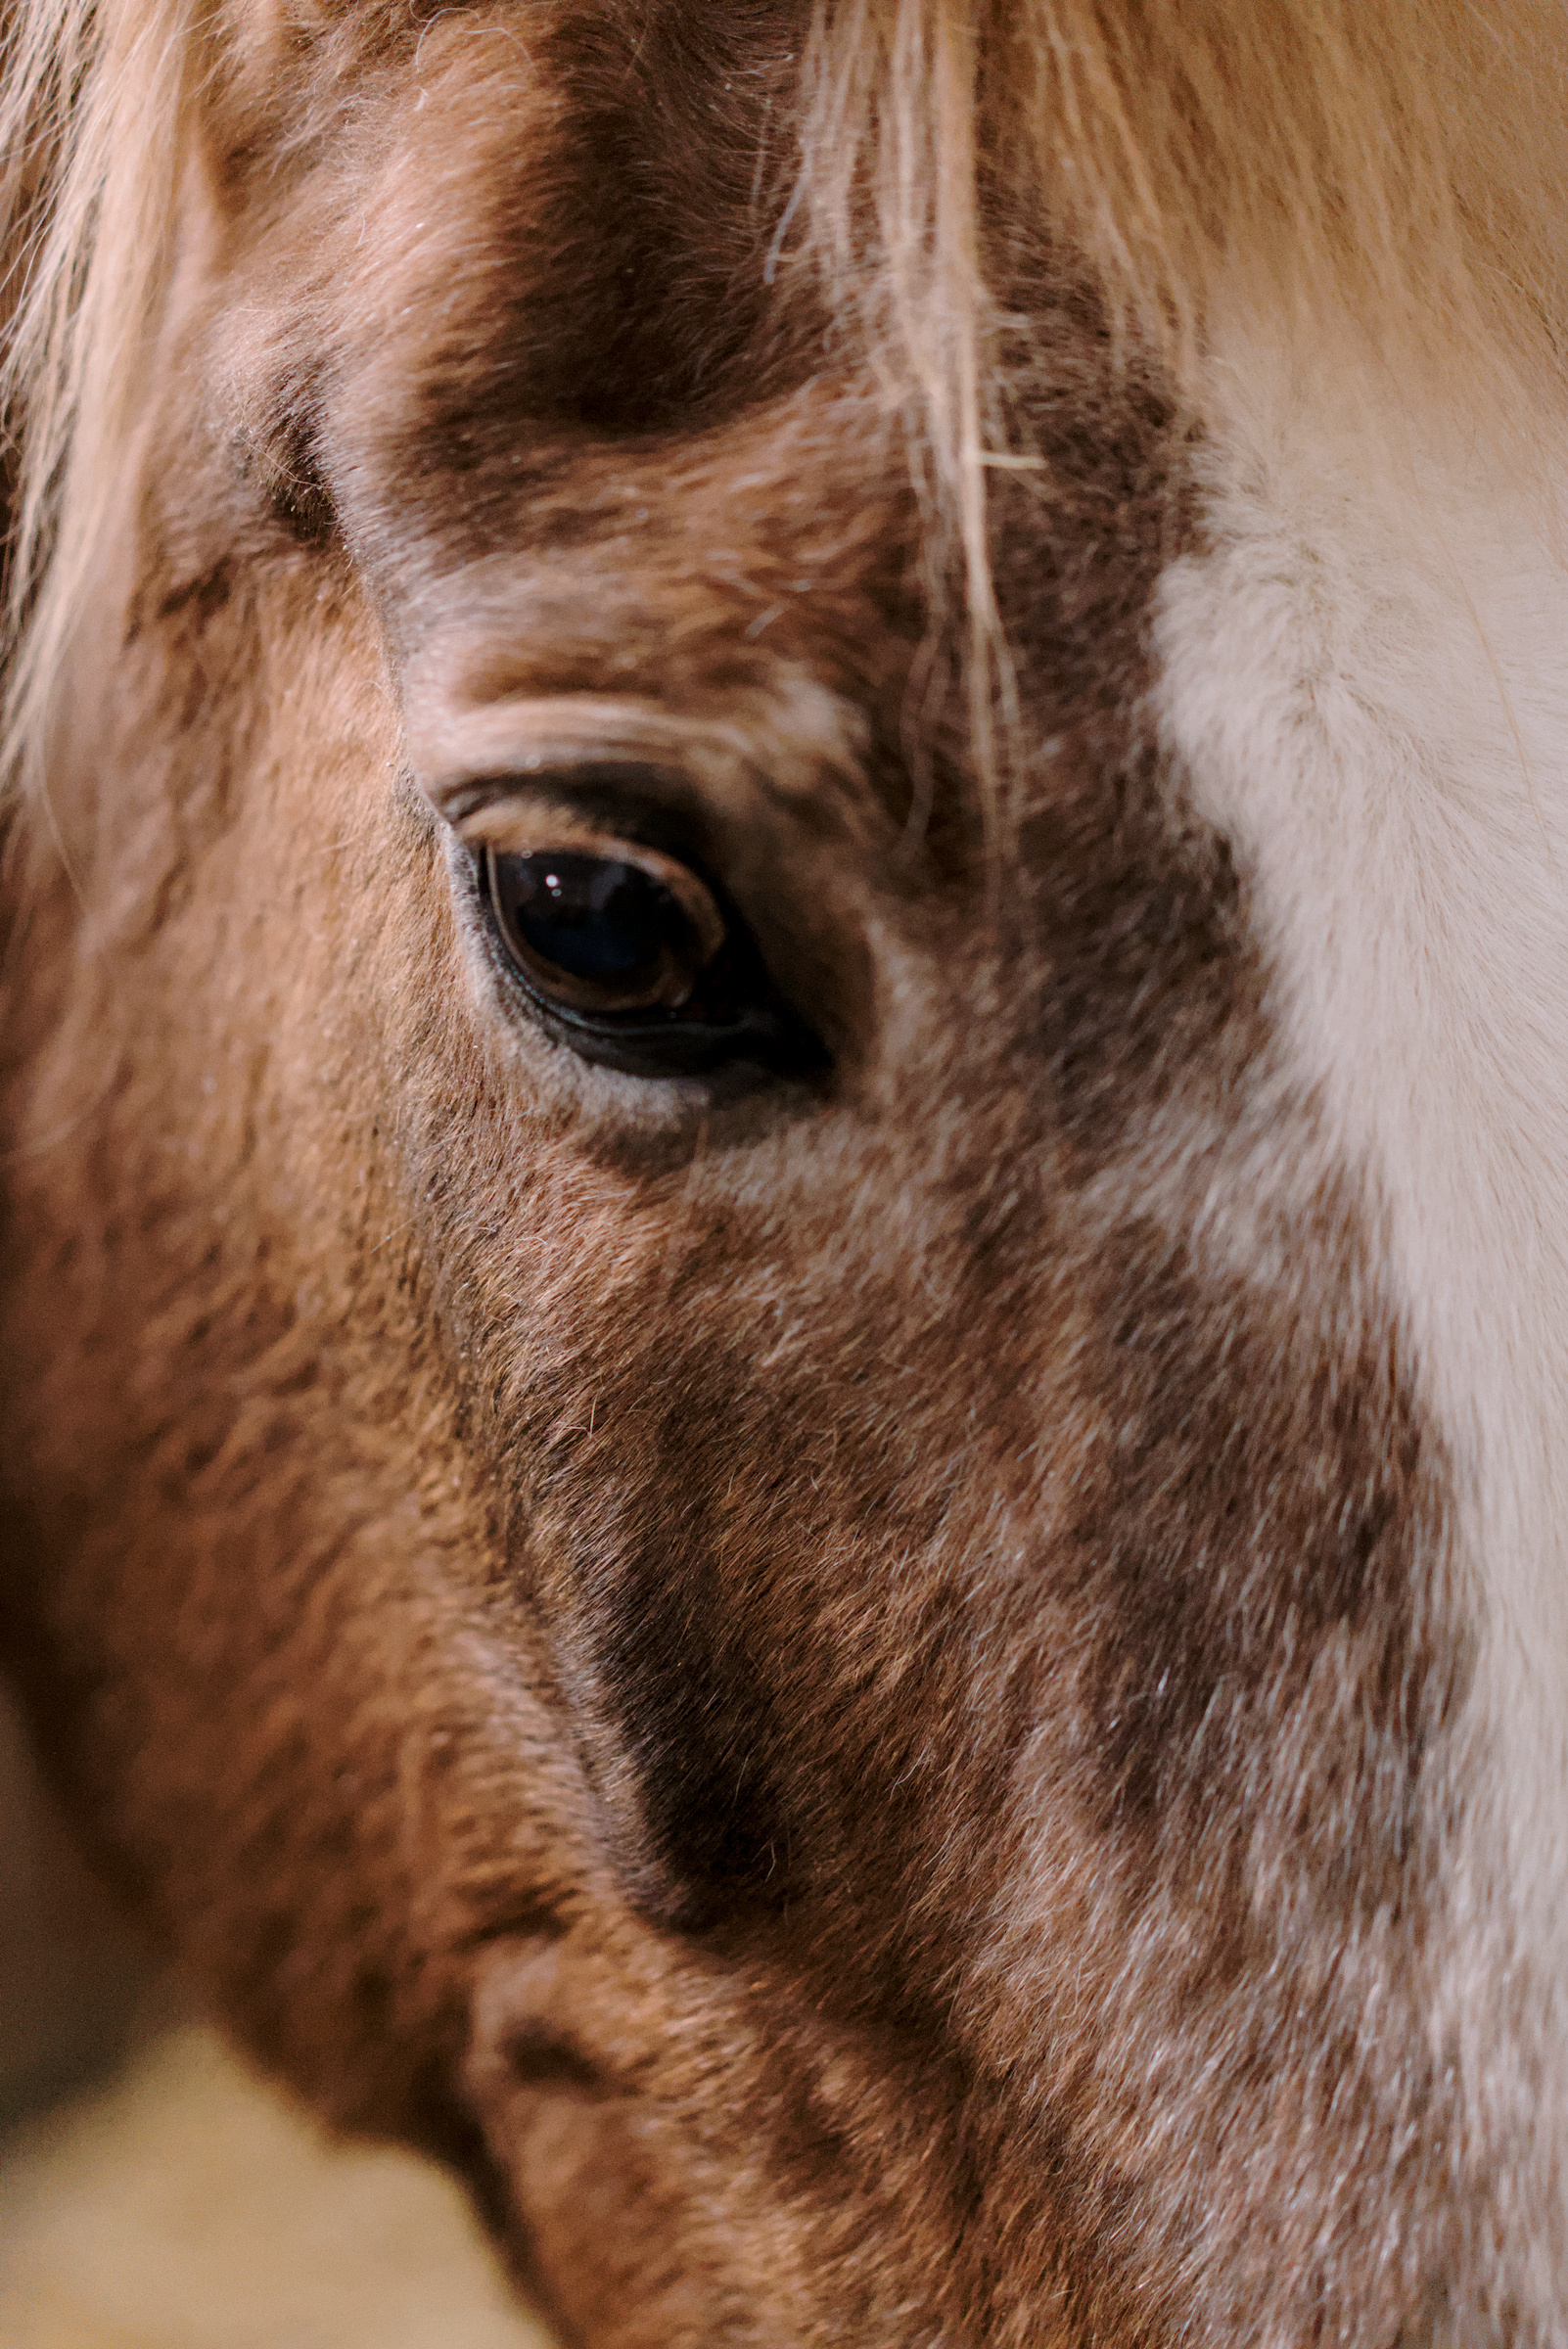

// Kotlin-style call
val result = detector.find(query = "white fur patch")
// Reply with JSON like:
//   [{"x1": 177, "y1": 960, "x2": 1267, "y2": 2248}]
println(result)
[{"x1": 1152, "y1": 340, "x2": 1568, "y2": 2324}]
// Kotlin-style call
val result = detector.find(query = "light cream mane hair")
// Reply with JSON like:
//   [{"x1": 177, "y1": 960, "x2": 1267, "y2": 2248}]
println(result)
[{"x1": 4, "y1": 0, "x2": 1567, "y2": 808}]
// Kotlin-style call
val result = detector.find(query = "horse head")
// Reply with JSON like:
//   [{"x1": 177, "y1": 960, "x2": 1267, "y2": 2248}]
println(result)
[{"x1": 3, "y1": 4, "x2": 1566, "y2": 2339}]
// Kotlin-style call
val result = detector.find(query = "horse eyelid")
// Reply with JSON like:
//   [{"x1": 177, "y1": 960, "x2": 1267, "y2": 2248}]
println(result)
[
  {"x1": 433, "y1": 759, "x2": 696, "y2": 833},
  {"x1": 445, "y1": 772, "x2": 738, "y2": 894}
]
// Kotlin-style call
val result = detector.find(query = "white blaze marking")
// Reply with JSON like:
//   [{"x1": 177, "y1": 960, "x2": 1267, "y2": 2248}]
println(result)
[{"x1": 1153, "y1": 339, "x2": 1568, "y2": 2316}]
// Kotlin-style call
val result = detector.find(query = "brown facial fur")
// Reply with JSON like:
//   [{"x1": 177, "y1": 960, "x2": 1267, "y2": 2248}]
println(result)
[{"x1": 1, "y1": 6, "x2": 1474, "y2": 2343}]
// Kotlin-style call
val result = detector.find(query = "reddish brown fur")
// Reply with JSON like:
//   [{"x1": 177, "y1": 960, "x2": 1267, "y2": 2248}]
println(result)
[{"x1": 0, "y1": 4, "x2": 1512, "y2": 2342}]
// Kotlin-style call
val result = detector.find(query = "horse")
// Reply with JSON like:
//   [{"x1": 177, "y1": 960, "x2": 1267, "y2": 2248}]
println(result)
[{"x1": 3, "y1": 1, "x2": 1567, "y2": 2338}]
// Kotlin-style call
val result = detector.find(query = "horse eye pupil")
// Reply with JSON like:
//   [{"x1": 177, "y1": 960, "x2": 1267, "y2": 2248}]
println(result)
[
  {"x1": 522, "y1": 858, "x2": 668, "y2": 984},
  {"x1": 487, "y1": 848, "x2": 712, "y2": 1014}
]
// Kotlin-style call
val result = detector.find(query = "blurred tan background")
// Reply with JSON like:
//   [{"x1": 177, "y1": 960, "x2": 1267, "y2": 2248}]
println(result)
[{"x1": 0, "y1": 1681, "x2": 555, "y2": 2349}]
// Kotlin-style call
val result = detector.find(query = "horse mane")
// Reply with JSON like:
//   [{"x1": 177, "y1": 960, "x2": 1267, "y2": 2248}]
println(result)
[
  {"x1": 3, "y1": 0, "x2": 1566, "y2": 797},
  {"x1": 0, "y1": 0, "x2": 198, "y2": 795}
]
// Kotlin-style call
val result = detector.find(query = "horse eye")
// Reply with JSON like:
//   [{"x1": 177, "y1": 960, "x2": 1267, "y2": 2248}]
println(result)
[
  {"x1": 484, "y1": 840, "x2": 725, "y2": 1017},
  {"x1": 477, "y1": 834, "x2": 824, "y2": 1081}
]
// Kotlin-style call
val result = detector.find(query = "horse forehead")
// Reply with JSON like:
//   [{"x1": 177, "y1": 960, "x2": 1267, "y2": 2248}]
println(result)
[
  {"x1": 216, "y1": 0, "x2": 812, "y2": 347},
  {"x1": 199, "y1": 2, "x2": 1187, "y2": 833},
  {"x1": 212, "y1": 0, "x2": 805, "y2": 122}
]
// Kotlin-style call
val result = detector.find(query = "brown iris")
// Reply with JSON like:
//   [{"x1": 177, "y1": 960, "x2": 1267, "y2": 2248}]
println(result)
[{"x1": 484, "y1": 833, "x2": 727, "y2": 1018}]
